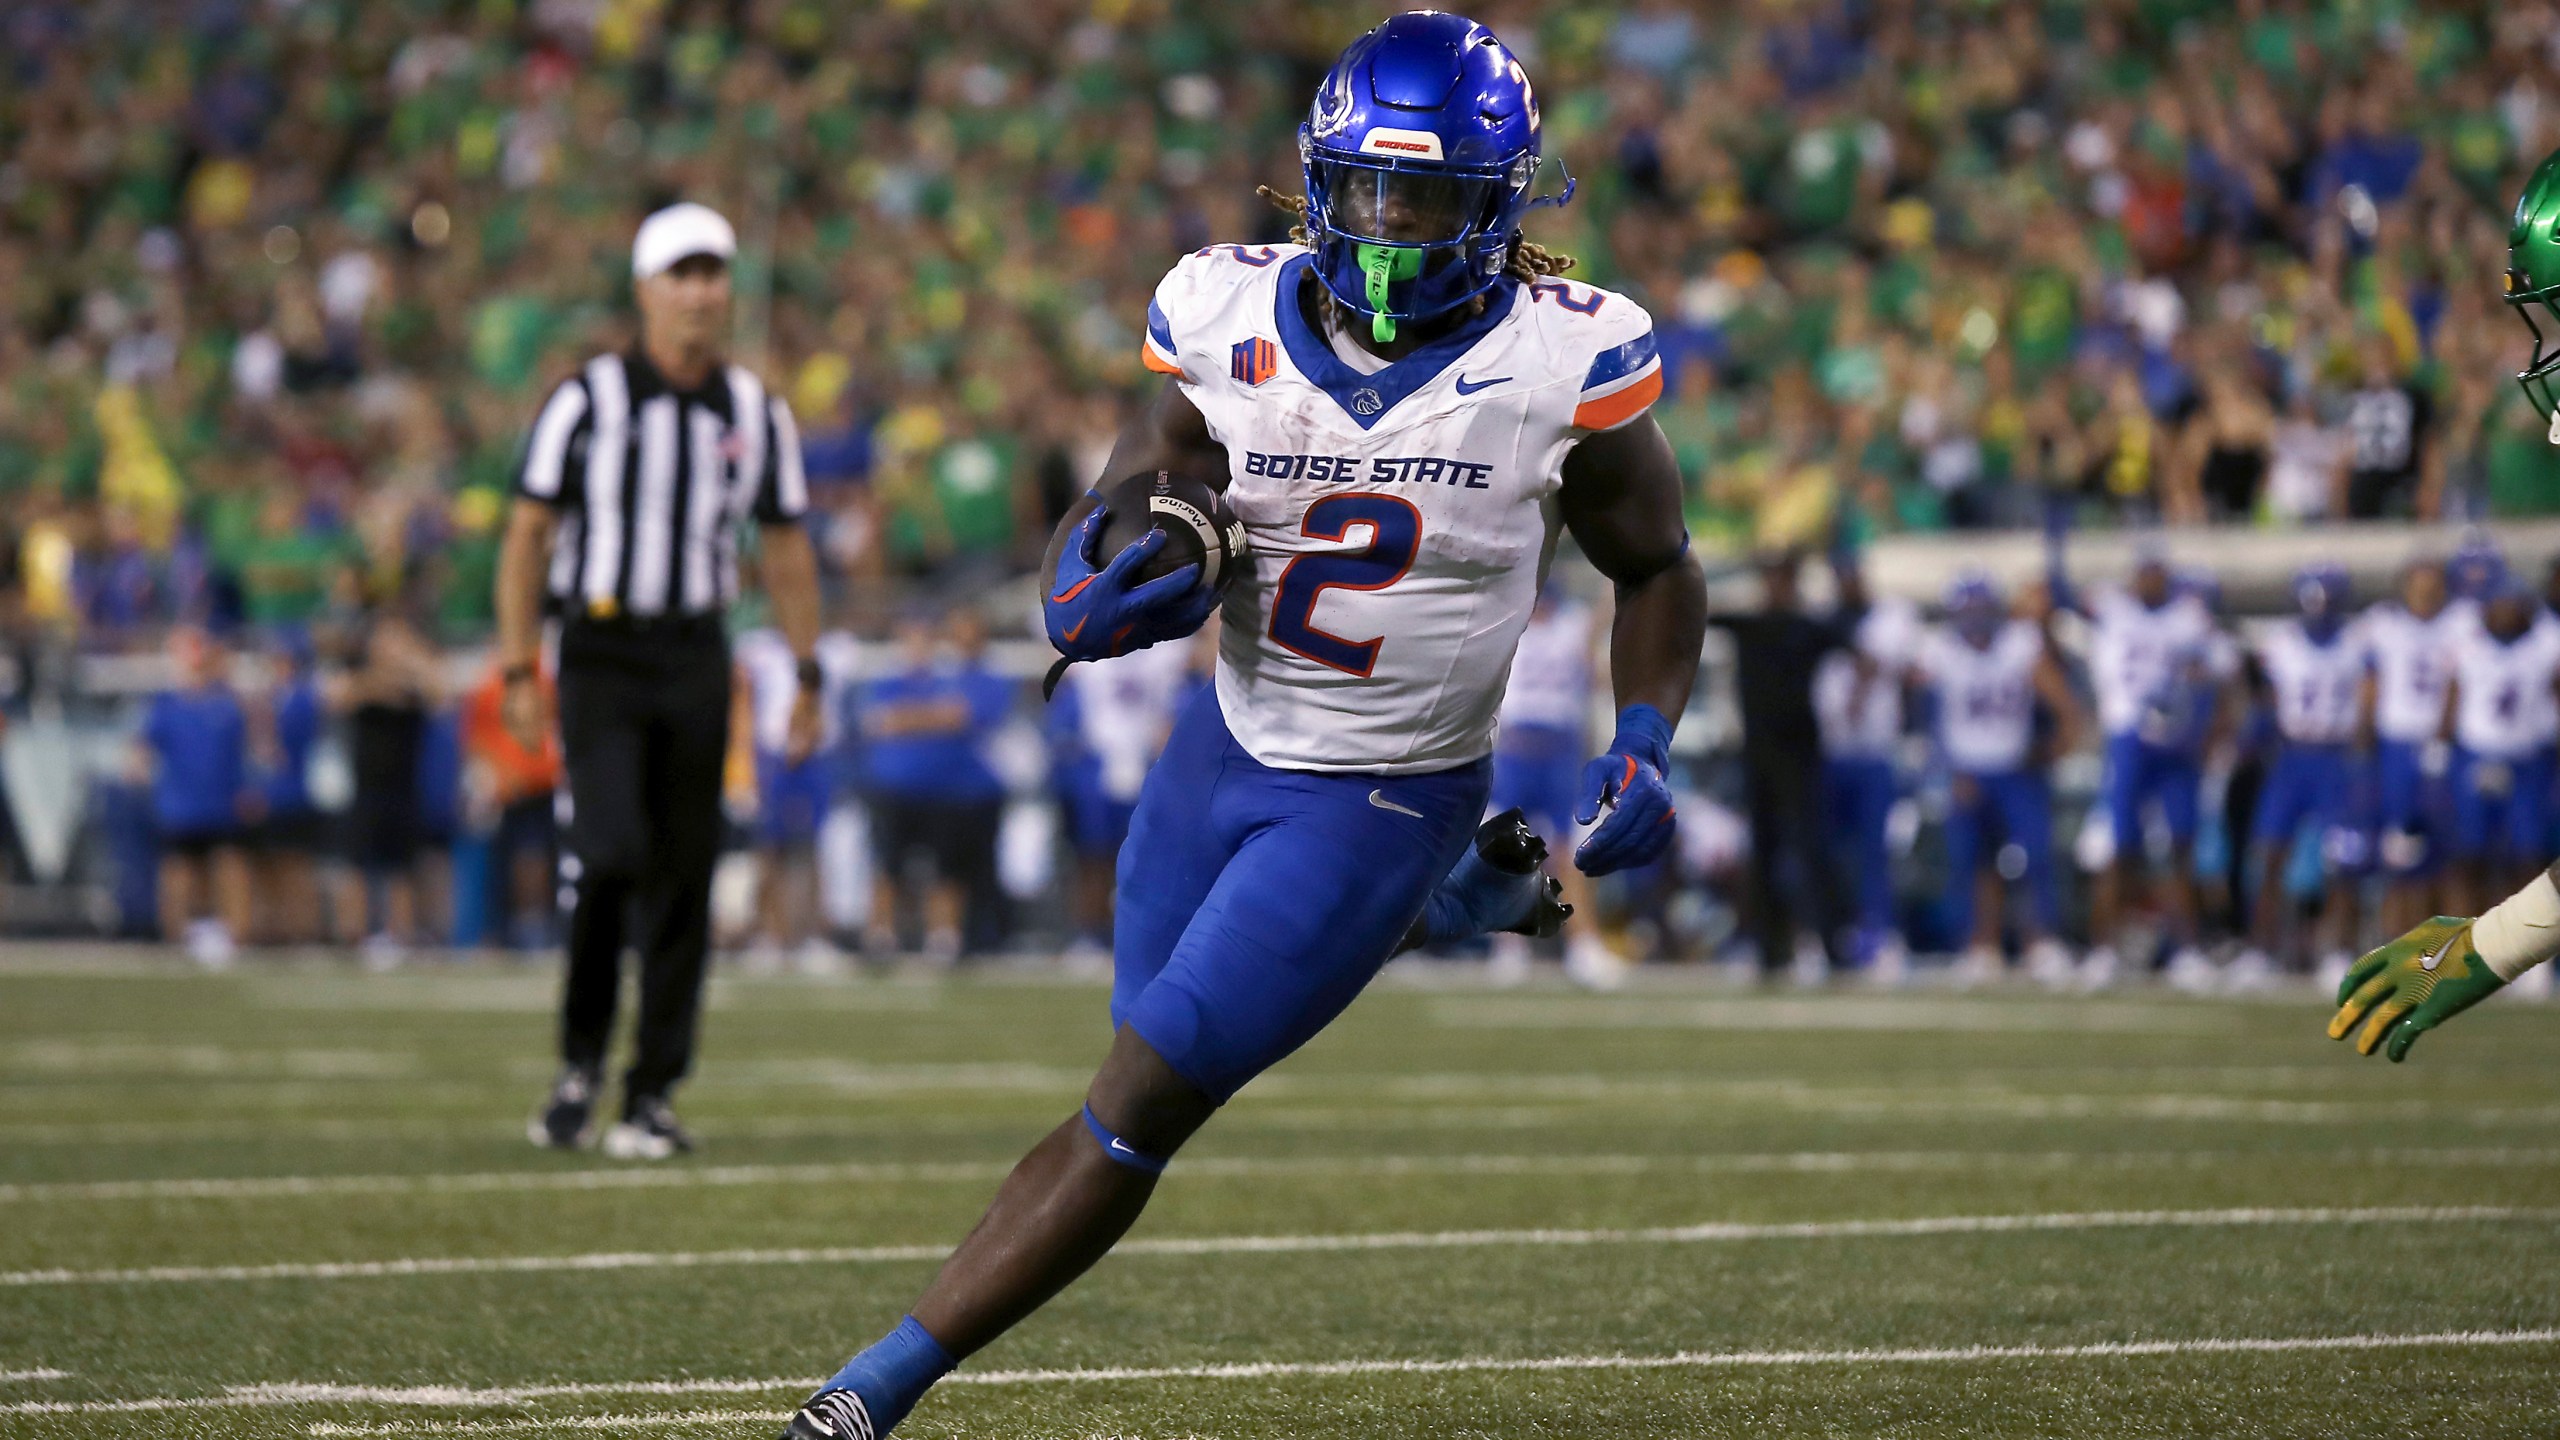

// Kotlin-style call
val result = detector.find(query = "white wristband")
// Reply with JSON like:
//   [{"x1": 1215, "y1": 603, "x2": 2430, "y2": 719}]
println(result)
[{"x1": 2471, "y1": 871, "x2": 2560, "y2": 982}]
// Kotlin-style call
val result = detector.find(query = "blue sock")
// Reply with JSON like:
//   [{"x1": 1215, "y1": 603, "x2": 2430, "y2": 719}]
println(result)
[{"x1": 822, "y1": 1315, "x2": 954, "y2": 1434}]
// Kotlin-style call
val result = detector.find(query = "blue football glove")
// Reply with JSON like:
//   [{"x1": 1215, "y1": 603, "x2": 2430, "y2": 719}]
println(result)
[
  {"x1": 1044, "y1": 504, "x2": 1217, "y2": 662},
  {"x1": 1572, "y1": 703, "x2": 1677, "y2": 875}
]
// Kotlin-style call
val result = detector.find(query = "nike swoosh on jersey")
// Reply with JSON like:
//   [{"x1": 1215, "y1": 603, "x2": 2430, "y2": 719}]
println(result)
[
  {"x1": 1452, "y1": 374, "x2": 1511, "y2": 395},
  {"x1": 1369, "y1": 790, "x2": 1425, "y2": 819}
]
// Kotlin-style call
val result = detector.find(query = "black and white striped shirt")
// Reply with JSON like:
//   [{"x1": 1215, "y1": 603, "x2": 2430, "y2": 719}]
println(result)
[{"x1": 514, "y1": 350, "x2": 808, "y2": 619}]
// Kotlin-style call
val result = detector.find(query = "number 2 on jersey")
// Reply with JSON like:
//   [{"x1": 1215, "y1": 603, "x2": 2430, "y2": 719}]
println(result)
[{"x1": 1268, "y1": 493, "x2": 1421, "y2": 677}]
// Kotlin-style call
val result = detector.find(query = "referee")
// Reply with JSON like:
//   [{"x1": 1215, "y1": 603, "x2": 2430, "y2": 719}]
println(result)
[{"x1": 499, "y1": 202, "x2": 823, "y2": 1160}]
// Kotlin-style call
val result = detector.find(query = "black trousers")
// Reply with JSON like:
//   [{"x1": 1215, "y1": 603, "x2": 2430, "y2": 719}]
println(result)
[
  {"x1": 1743, "y1": 746, "x2": 1840, "y2": 970},
  {"x1": 554, "y1": 617, "x2": 731, "y2": 1105}
]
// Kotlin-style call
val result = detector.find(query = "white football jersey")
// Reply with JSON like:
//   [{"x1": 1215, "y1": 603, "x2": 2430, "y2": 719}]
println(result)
[
  {"x1": 2449, "y1": 611, "x2": 2560, "y2": 758},
  {"x1": 1918, "y1": 620, "x2": 2045, "y2": 775},
  {"x1": 1498, "y1": 596, "x2": 1595, "y2": 737},
  {"x1": 2087, "y1": 588, "x2": 2231, "y2": 743},
  {"x1": 2255, "y1": 619, "x2": 2368, "y2": 746},
  {"x1": 1145, "y1": 243, "x2": 1661, "y2": 772},
  {"x1": 733, "y1": 627, "x2": 857, "y2": 756},
  {"x1": 1069, "y1": 645, "x2": 1195, "y2": 803},
  {"x1": 2363, "y1": 600, "x2": 2471, "y2": 743},
  {"x1": 1815, "y1": 598, "x2": 1921, "y2": 758}
]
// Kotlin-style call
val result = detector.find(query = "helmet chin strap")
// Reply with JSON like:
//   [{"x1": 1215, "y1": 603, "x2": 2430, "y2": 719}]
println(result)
[{"x1": 1358, "y1": 243, "x2": 1422, "y2": 343}]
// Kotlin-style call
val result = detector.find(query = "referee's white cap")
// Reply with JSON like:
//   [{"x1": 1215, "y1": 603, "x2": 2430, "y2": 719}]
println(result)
[{"x1": 632, "y1": 202, "x2": 736, "y2": 281}]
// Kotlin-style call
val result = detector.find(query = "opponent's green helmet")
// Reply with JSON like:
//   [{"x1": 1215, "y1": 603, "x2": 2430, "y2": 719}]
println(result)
[{"x1": 2506, "y1": 146, "x2": 2560, "y2": 426}]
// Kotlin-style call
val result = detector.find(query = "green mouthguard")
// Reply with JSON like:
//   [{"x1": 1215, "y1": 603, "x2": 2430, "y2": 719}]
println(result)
[{"x1": 1358, "y1": 243, "x2": 1422, "y2": 344}]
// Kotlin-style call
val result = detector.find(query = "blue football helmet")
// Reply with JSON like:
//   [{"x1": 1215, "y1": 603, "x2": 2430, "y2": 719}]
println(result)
[
  {"x1": 1299, "y1": 11, "x2": 1568, "y2": 342},
  {"x1": 2294, "y1": 562, "x2": 2352, "y2": 640},
  {"x1": 1945, "y1": 569, "x2": 2004, "y2": 645},
  {"x1": 2447, "y1": 529, "x2": 2508, "y2": 601}
]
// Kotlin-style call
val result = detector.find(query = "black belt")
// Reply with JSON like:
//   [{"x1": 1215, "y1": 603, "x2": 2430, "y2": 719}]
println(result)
[{"x1": 560, "y1": 609, "x2": 726, "y2": 645}]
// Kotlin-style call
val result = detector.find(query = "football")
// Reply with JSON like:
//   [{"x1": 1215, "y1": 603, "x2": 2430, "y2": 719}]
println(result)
[{"x1": 1096, "y1": 468, "x2": 1249, "y2": 596}]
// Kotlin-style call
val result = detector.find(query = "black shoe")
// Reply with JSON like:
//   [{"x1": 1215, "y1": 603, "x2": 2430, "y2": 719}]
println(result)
[
  {"x1": 526, "y1": 1066, "x2": 600, "y2": 1150},
  {"x1": 780, "y1": 1389, "x2": 875, "y2": 1440},
  {"x1": 1474, "y1": 807, "x2": 1574, "y2": 939},
  {"x1": 601, "y1": 1094, "x2": 694, "y2": 1160}
]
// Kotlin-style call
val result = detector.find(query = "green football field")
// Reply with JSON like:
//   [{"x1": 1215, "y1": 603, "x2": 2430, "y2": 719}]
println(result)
[{"x1": 6, "y1": 948, "x2": 2560, "y2": 1439}]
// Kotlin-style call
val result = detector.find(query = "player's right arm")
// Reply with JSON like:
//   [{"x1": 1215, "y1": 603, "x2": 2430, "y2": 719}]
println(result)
[
  {"x1": 1039, "y1": 381, "x2": 1229, "y2": 592},
  {"x1": 2330, "y1": 859, "x2": 2560, "y2": 1060},
  {"x1": 1039, "y1": 379, "x2": 1229, "y2": 664}
]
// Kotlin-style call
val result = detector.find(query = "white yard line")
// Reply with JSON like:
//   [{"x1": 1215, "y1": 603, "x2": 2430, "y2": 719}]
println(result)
[
  {"x1": 14, "y1": 1082, "x2": 2560, "y2": 1145},
  {"x1": 11, "y1": 1328, "x2": 2560, "y2": 1422},
  {"x1": 4, "y1": 1205, "x2": 2551, "y2": 1289},
  {"x1": 307, "y1": 1413, "x2": 786, "y2": 1435},
  {"x1": 0, "y1": 1370, "x2": 71, "y2": 1384},
  {"x1": 9, "y1": 1146, "x2": 2560, "y2": 1206}
]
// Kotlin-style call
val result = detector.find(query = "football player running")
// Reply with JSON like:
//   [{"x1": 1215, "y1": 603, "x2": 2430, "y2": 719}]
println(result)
[
  {"x1": 781, "y1": 16, "x2": 1706, "y2": 1438},
  {"x1": 2329, "y1": 144, "x2": 2560, "y2": 1059}
]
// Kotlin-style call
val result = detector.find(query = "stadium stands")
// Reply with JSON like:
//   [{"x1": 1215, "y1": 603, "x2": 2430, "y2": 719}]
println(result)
[{"x1": 1, "y1": 1, "x2": 2556, "y2": 968}]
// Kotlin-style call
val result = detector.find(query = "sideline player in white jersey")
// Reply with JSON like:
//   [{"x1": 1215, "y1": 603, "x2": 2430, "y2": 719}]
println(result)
[
  {"x1": 1814, "y1": 558, "x2": 1920, "y2": 980},
  {"x1": 1917, "y1": 572, "x2": 2082, "y2": 986},
  {"x1": 2443, "y1": 585, "x2": 2560, "y2": 929},
  {"x1": 1489, "y1": 581, "x2": 1621, "y2": 985},
  {"x1": 2360, "y1": 558, "x2": 2467, "y2": 934},
  {"x1": 2056, "y1": 544, "x2": 2235, "y2": 990},
  {"x1": 732, "y1": 625, "x2": 856, "y2": 973},
  {"x1": 782, "y1": 17, "x2": 1708, "y2": 1438},
  {"x1": 2232, "y1": 566, "x2": 2369, "y2": 989}
]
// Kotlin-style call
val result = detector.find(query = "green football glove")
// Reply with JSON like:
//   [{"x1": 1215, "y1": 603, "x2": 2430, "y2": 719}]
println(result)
[{"x1": 2326, "y1": 917, "x2": 2508, "y2": 1062}]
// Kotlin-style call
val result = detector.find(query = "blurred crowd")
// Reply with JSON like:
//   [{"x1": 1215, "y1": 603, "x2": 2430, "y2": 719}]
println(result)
[{"x1": 7, "y1": 0, "x2": 2560, "y2": 666}]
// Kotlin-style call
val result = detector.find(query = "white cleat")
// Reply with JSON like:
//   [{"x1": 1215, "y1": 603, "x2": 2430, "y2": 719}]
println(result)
[
  {"x1": 184, "y1": 919, "x2": 236, "y2": 971},
  {"x1": 1486, "y1": 933, "x2": 1534, "y2": 988},
  {"x1": 737, "y1": 941, "x2": 788, "y2": 977},
  {"x1": 358, "y1": 932, "x2": 407, "y2": 974},
  {"x1": 1564, "y1": 934, "x2": 1630, "y2": 992},
  {"x1": 1787, "y1": 937, "x2": 1831, "y2": 990},
  {"x1": 2313, "y1": 950, "x2": 2353, "y2": 998},
  {"x1": 601, "y1": 1097, "x2": 693, "y2": 1160},
  {"x1": 1950, "y1": 945, "x2": 2003, "y2": 989},
  {"x1": 2024, "y1": 938, "x2": 2077, "y2": 990},
  {"x1": 793, "y1": 938, "x2": 849, "y2": 978},
  {"x1": 1864, "y1": 935, "x2": 1911, "y2": 989},
  {"x1": 2078, "y1": 945, "x2": 2121, "y2": 993},
  {"x1": 2222, "y1": 947, "x2": 2279, "y2": 994},
  {"x1": 2164, "y1": 945, "x2": 2220, "y2": 995}
]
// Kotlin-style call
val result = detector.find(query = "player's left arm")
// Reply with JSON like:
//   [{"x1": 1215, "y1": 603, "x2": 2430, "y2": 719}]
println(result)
[{"x1": 1557, "y1": 412, "x2": 1708, "y2": 875}]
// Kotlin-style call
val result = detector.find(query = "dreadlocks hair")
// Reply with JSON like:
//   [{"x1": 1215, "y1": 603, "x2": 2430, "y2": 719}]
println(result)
[{"x1": 1255, "y1": 185, "x2": 1576, "y2": 282}]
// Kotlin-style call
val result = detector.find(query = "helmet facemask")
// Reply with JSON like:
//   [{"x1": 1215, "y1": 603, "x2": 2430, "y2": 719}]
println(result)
[
  {"x1": 1301, "y1": 139, "x2": 1531, "y2": 343},
  {"x1": 2507, "y1": 266, "x2": 2560, "y2": 437}
]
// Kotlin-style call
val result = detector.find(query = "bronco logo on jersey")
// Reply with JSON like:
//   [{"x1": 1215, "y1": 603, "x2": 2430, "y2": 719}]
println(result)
[{"x1": 1230, "y1": 337, "x2": 1278, "y2": 387}]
